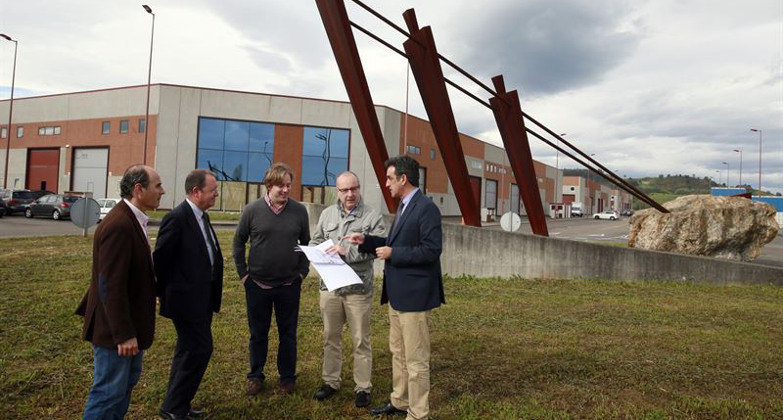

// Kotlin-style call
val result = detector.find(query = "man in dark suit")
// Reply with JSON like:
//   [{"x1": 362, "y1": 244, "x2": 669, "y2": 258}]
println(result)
[
  {"x1": 77, "y1": 164, "x2": 165, "y2": 419},
  {"x1": 348, "y1": 155, "x2": 444, "y2": 420},
  {"x1": 154, "y1": 169, "x2": 223, "y2": 419}
]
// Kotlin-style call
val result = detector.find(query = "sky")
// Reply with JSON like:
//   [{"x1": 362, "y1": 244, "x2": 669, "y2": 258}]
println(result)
[{"x1": 0, "y1": 0, "x2": 781, "y2": 194}]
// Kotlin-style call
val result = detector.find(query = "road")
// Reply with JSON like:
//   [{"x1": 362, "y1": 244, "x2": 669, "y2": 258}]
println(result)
[{"x1": 2, "y1": 213, "x2": 781, "y2": 267}]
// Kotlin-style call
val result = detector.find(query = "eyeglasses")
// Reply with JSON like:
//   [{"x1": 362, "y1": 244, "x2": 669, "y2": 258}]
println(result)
[{"x1": 337, "y1": 186, "x2": 360, "y2": 193}]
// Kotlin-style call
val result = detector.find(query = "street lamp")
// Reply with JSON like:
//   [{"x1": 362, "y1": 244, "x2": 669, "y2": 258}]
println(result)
[
  {"x1": 589, "y1": 153, "x2": 595, "y2": 213},
  {"x1": 556, "y1": 133, "x2": 566, "y2": 207},
  {"x1": 733, "y1": 149, "x2": 742, "y2": 186},
  {"x1": 142, "y1": 4, "x2": 155, "y2": 165},
  {"x1": 721, "y1": 161, "x2": 730, "y2": 186},
  {"x1": 715, "y1": 170, "x2": 721, "y2": 185},
  {"x1": 750, "y1": 128, "x2": 762, "y2": 194},
  {"x1": 1, "y1": 34, "x2": 17, "y2": 189}
]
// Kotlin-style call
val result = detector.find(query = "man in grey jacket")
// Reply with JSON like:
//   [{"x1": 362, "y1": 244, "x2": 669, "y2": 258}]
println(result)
[{"x1": 310, "y1": 171, "x2": 386, "y2": 408}]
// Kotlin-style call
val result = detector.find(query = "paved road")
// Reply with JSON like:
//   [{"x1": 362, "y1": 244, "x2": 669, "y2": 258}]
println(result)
[
  {"x1": 483, "y1": 215, "x2": 783, "y2": 268},
  {"x1": 0, "y1": 213, "x2": 237, "y2": 238},
  {"x1": 2, "y1": 212, "x2": 781, "y2": 267}
]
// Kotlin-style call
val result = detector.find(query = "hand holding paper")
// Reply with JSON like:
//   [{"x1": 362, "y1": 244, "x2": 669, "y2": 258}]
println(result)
[{"x1": 299, "y1": 239, "x2": 363, "y2": 292}]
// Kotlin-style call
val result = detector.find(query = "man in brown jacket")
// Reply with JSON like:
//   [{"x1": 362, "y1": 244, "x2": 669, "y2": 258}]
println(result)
[{"x1": 76, "y1": 164, "x2": 165, "y2": 419}]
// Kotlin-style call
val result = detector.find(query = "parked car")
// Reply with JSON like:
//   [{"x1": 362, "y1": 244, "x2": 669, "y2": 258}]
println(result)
[
  {"x1": 0, "y1": 189, "x2": 53, "y2": 215},
  {"x1": 570, "y1": 208, "x2": 583, "y2": 217},
  {"x1": 25, "y1": 194, "x2": 79, "y2": 220},
  {"x1": 620, "y1": 209, "x2": 634, "y2": 217},
  {"x1": 96, "y1": 198, "x2": 121, "y2": 221},
  {"x1": 593, "y1": 210, "x2": 620, "y2": 220}
]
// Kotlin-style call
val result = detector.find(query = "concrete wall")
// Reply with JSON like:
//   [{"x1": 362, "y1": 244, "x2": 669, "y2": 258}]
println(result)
[{"x1": 302, "y1": 202, "x2": 783, "y2": 285}]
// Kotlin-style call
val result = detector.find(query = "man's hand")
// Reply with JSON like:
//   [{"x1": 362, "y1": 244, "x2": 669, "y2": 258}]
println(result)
[
  {"x1": 325, "y1": 244, "x2": 346, "y2": 256},
  {"x1": 375, "y1": 246, "x2": 392, "y2": 260},
  {"x1": 344, "y1": 233, "x2": 365, "y2": 245},
  {"x1": 117, "y1": 337, "x2": 139, "y2": 357},
  {"x1": 241, "y1": 274, "x2": 248, "y2": 284}
]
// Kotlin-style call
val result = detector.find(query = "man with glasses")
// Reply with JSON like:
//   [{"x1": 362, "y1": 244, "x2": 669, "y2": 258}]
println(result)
[{"x1": 310, "y1": 171, "x2": 386, "y2": 408}]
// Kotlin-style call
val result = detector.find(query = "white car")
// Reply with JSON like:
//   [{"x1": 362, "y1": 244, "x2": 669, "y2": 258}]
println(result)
[
  {"x1": 593, "y1": 210, "x2": 620, "y2": 220},
  {"x1": 96, "y1": 198, "x2": 121, "y2": 221}
]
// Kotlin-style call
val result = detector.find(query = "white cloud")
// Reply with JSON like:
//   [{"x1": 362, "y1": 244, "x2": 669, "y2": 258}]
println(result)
[{"x1": 0, "y1": 0, "x2": 780, "y2": 193}]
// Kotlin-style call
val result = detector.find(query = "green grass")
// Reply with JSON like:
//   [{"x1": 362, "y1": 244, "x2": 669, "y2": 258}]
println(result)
[{"x1": 1, "y1": 235, "x2": 782, "y2": 418}]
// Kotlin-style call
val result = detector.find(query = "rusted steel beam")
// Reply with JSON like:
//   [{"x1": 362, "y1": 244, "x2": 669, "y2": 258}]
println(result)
[
  {"x1": 489, "y1": 75, "x2": 549, "y2": 236},
  {"x1": 401, "y1": 9, "x2": 481, "y2": 227},
  {"x1": 315, "y1": 0, "x2": 396, "y2": 212}
]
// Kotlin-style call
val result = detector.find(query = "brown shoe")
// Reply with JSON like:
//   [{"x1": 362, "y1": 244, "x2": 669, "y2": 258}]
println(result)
[
  {"x1": 246, "y1": 378, "x2": 264, "y2": 396},
  {"x1": 280, "y1": 381, "x2": 295, "y2": 395}
]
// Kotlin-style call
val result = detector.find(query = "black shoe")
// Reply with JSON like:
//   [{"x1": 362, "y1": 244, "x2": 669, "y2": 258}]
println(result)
[
  {"x1": 355, "y1": 391, "x2": 371, "y2": 408},
  {"x1": 188, "y1": 408, "x2": 208, "y2": 419},
  {"x1": 369, "y1": 401, "x2": 406, "y2": 416},
  {"x1": 313, "y1": 383, "x2": 338, "y2": 401},
  {"x1": 158, "y1": 409, "x2": 190, "y2": 420}
]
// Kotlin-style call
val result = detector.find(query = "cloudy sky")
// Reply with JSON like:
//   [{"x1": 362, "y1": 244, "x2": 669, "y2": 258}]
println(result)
[{"x1": 0, "y1": 0, "x2": 781, "y2": 193}]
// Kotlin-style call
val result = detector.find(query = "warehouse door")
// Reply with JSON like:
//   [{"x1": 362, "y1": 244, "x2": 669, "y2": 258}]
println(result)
[
  {"x1": 72, "y1": 147, "x2": 108, "y2": 199},
  {"x1": 26, "y1": 148, "x2": 60, "y2": 192}
]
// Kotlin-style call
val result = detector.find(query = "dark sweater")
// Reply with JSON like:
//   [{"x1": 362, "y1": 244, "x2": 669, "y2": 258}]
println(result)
[{"x1": 232, "y1": 198, "x2": 310, "y2": 286}]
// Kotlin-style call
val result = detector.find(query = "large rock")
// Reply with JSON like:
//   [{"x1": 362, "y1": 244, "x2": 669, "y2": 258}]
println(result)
[{"x1": 628, "y1": 195, "x2": 779, "y2": 261}]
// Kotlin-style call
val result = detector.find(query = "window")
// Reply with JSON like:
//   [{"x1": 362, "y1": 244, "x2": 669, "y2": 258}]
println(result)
[
  {"x1": 120, "y1": 120, "x2": 128, "y2": 134},
  {"x1": 139, "y1": 118, "x2": 146, "y2": 133},
  {"x1": 430, "y1": 148, "x2": 436, "y2": 160},
  {"x1": 406, "y1": 145, "x2": 421, "y2": 155},
  {"x1": 0, "y1": 128, "x2": 6, "y2": 139},
  {"x1": 54, "y1": 126, "x2": 61, "y2": 135},
  {"x1": 38, "y1": 127, "x2": 45, "y2": 135},
  {"x1": 196, "y1": 117, "x2": 275, "y2": 182},
  {"x1": 301, "y1": 126, "x2": 350, "y2": 186},
  {"x1": 16, "y1": 126, "x2": 23, "y2": 138},
  {"x1": 418, "y1": 167, "x2": 427, "y2": 193},
  {"x1": 44, "y1": 127, "x2": 54, "y2": 135},
  {"x1": 485, "y1": 179, "x2": 498, "y2": 210},
  {"x1": 102, "y1": 121, "x2": 110, "y2": 135}
]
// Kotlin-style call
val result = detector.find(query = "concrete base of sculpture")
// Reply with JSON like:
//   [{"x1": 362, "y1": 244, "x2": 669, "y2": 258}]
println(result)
[{"x1": 629, "y1": 195, "x2": 779, "y2": 261}]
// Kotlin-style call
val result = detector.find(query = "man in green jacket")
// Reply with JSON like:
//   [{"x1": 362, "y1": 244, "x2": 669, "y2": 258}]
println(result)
[{"x1": 310, "y1": 171, "x2": 386, "y2": 408}]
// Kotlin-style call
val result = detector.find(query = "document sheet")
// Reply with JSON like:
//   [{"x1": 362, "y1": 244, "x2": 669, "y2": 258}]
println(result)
[{"x1": 298, "y1": 239, "x2": 363, "y2": 291}]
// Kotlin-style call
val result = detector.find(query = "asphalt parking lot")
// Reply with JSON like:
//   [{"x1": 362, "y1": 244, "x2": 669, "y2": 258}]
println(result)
[{"x1": 2, "y1": 212, "x2": 781, "y2": 267}]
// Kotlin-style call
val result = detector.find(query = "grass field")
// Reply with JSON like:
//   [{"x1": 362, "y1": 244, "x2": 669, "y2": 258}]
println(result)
[{"x1": 1, "y1": 234, "x2": 782, "y2": 419}]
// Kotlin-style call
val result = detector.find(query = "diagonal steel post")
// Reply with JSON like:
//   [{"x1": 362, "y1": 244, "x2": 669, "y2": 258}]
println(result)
[
  {"x1": 489, "y1": 76, "x2": 549, "y2": 236},
  {"x1": 401, "y1": 9, "x2": 481, "y2": 226},
  {"x1": 315, "y1": 0, "x2": 396, "y2": 212}
]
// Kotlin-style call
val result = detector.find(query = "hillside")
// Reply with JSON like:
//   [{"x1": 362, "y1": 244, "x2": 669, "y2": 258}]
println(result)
[{"x1": 562, "y1": 170, "x2": 780, "y2": 210}]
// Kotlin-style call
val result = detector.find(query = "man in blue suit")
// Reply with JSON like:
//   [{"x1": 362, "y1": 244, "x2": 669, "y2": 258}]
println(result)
[
  {"x1": 154, "y1": 169, "x2": 223, "y2": 419},
  {"x1": 348, "y1": 155, "x2": 444, "y2": 420}
]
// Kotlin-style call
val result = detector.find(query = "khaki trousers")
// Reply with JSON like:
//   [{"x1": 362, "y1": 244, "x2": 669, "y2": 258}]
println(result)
[
  {"x1": 319, "y1": 290, "x2": 373, "y2": 392},
  {"x1": 388, "y1": 307, "x2": 431, "y2": 420}
]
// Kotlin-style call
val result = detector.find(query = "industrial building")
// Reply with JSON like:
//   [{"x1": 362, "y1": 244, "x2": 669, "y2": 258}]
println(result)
[{"x1": 0, "y1": 84, "x2": 563, "y2": 218}]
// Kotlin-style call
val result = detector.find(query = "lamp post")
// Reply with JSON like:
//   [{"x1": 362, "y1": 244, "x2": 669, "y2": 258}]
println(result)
[
  {"x1": 556, "y1": 133, "x2": 566, "y2": 207},
  {"x1": 589, "y1": 153, "x2": 595, "y2": 214},
  {"x1": 716, "y1": 170, "x2": 722, "y2": 186},
  {"x1": 1, "y1": 34, "x2": 17, "y2": 189},
  {"x1": 733, "y1": 149, "x2": 742, "y2": 186},
  {"x1": 750, "y1": 128, "x2": 762, "y2": 193},
  {"x1": 142, "y1": 4, "x2": 155, "y2": 165},
  {"x1": 721, "y1": 161, "x2": 730, "y2": 186}
]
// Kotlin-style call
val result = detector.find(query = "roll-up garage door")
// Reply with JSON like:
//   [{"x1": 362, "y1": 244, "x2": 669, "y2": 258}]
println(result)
[
  {"x1": 72, "y1": 147, "x2": 108, "y2": 199},
  {"x1": 26, "y1": 148, "x2": 60, "y2": 192}
]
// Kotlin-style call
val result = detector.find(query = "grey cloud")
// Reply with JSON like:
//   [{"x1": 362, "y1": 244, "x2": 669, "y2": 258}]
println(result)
[{"x1": 457, "y1": 0, "x2": 640, "y2": 96}]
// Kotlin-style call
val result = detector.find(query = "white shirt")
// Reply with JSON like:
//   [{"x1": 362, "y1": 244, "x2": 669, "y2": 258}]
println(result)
[
  {"x1": 186, "y1": 198, "x2": 215, "y2": 266},
  {"x1": 123, "y1": 199, "x2": 149, "y2": 238}
]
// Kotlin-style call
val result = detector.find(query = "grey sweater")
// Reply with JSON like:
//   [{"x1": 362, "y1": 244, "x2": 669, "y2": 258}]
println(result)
[{"x1": 232, "y1": 198, "x2": 310, "y2": 286}]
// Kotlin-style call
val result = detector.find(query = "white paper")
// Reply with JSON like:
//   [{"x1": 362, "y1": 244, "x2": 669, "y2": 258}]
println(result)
[{"x1": 299, "y1": 239, "x2": 363, "y2": 291}]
